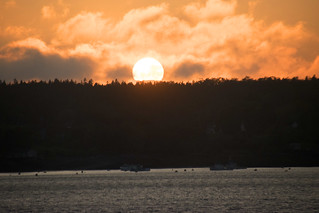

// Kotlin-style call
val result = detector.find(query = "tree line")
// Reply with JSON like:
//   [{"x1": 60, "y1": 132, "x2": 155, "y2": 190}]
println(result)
[{"x1": 0, "y1": 77, "x2": 318, "y2": 171}]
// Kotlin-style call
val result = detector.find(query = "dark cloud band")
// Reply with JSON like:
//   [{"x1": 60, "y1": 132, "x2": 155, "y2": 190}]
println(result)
[{"x1": 0, "y1": 47, "x2": 95, "y2": 81}]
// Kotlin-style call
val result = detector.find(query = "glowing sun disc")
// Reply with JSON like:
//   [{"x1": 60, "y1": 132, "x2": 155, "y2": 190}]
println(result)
[{"x1": 133, "y1": 57, "x2": 164, "y2": 81}]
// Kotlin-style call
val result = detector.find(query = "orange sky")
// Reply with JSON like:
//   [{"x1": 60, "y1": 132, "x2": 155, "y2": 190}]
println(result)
[{"x1": 0, "y1": 0, "x2": 319, "y2": 82}]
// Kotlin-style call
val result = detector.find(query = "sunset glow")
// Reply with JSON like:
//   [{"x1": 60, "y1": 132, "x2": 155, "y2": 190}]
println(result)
[
  {"x1": 0, "y1": 0, "x2": 319, "y2": 82},
  {"x1": 133, "y1": 58, "x2": 164, "y2": 81}
]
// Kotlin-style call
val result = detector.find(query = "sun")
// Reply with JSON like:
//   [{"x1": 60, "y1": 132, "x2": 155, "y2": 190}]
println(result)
[{"x1": 133, "y1": 57, "x2": 164, "y2": 81}]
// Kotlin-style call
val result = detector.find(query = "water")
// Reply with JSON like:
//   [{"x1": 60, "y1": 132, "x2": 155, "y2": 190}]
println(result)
[{"x1": 0, "y1": 168, "x2": 318, "y2": 212}]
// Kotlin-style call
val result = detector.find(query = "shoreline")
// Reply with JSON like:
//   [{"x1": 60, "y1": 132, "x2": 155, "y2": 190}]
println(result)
[{"x1": 1, "y1": 166, "x2": 319, "y2": 174}]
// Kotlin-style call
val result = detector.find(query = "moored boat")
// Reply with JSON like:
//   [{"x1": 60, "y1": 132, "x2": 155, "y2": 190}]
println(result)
[
  {"x1": 210, "y1": 162, "x2": 246, "y2": 171},
  {"x1": 120, "y1": 164, "x2": 150, "y2": 172}
]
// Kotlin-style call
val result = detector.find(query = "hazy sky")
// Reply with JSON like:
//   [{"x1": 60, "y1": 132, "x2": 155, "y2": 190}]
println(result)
[{"x1": 1, "y1": 0, "x2": 319, "y2": 82}]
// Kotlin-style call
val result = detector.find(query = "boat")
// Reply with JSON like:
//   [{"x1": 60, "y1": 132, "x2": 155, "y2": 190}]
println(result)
[
  {"x1": 210, "y1": 164, "x2": 226, "y2": 170},
  {"x1": 210, "y1": 162, "x2": 246, "y2": 171},
  {"x1": 120, "y1": 164, "x2": 150, "y2": 172}
]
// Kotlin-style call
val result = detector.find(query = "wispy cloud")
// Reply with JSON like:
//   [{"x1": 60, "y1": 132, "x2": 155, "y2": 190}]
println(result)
[
  {"x1": 2, "y1": 26, "x2": 34, "y2": 39},
  {"x1": 184, "y1": 0, "x2": 236, "y2": 20},
  {"x1": 41, "y1": 0, "x2": 69, "y2": 20},
  {"x1": 41, "y1": 6, "x2": 56, "y2": 19}
]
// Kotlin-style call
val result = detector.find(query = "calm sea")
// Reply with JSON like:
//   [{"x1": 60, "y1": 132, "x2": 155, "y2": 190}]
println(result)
[{"x1": 0, "y1": 167, "x2": 318, "y2": 212}]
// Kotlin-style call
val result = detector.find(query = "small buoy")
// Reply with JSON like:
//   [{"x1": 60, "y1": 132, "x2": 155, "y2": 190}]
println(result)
[
  {"x1": 35, "y1": 173, "x2": 38, "y2": 176},
  {"x1": 184, "y1": 169, "x2": 187, "y2": 172},
  {"x1": 254, "y1": 169, "x2": 257, "y2": 171},
  {"x1": 192, "y1": 169, "x2": 194, "y2": 171},
  {"x1": 81, "y1": 170, "x2": 83, "y2": 173},
  {"x1": 175, "y1": 170, "x2": 178, "y2": 173},
  {"x1": 76, "y1": 172, "x2": 78, "y2": 175}
]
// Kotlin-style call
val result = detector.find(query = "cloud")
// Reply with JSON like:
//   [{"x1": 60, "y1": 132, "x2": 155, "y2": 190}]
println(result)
[
  {"x1": 309, "y1": 56, "x2": 319, "y2": 75},
  {"x1": 184, "y1": 0, "x2": 236, "y2": 21},
  {"x1": 1, "y1": 0, "x2": 319, "y2": 82},
  {"x1": 8, "y1": 38, "x2": 51, "y2": 53},
  {"x1": 174, "y1": 62, "x2": 205, "y2": 78},
  {"x1": 2, "y1": 26, "x2": 34, "y2": 39},
  {"x1": 41, "y1": 6, "x2": 56, "y2": 19},
  {"x1": 41, "y1": 1, "x2": 69, "y2": 20},
  {"x1": 106, "y1": 66, "x2": 132, "y2": 80},
  {"x1": 233, "y1": 64, "x2": 260, "y2": 76},
  {"x1": 0, "y1": 38, "x2": 52, "y2": 62},
  {"x1": 0, "y1": 39, "x2": 95, "y2": 81},
  {"x1": 56, "y1": 12, "x2": 108, "y2": 44}
]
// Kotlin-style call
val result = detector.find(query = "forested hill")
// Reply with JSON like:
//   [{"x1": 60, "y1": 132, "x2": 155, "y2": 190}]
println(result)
[{"x1": 1, "y1": 77, "x2": 319, "y2": 172}]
